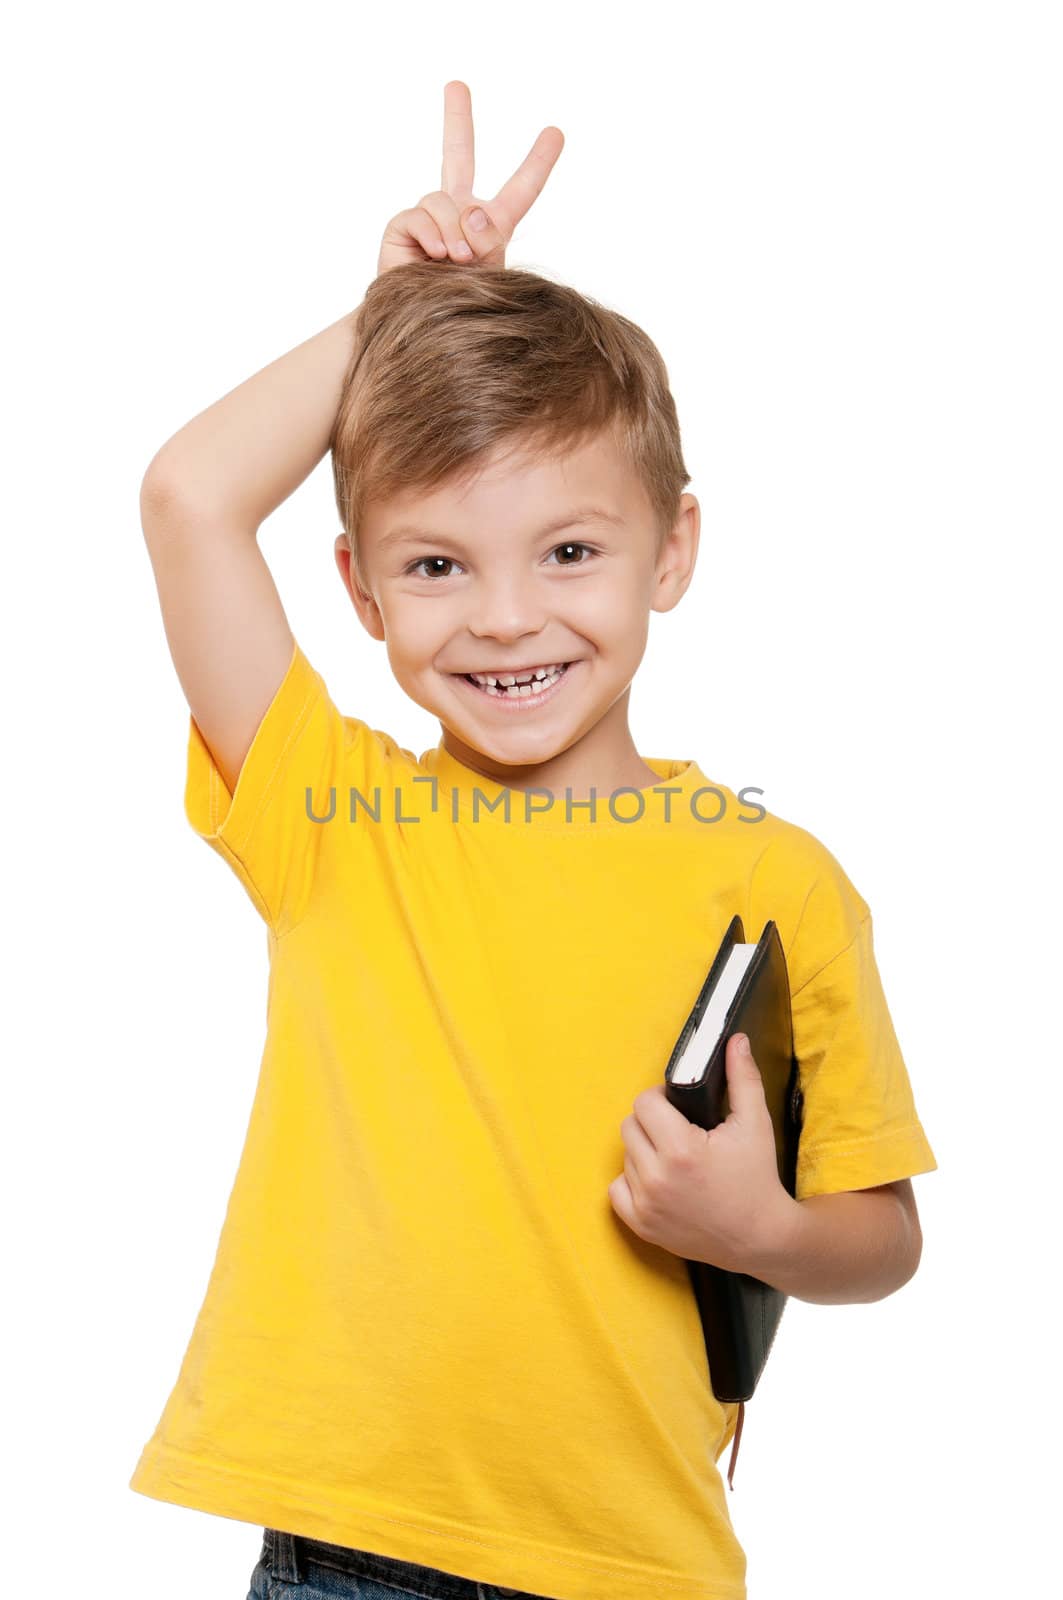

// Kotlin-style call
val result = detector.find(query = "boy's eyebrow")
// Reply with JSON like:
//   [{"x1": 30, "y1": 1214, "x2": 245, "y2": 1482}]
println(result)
[{"x1": 377, "y1": 507, "x2": 626, "y2": 551}]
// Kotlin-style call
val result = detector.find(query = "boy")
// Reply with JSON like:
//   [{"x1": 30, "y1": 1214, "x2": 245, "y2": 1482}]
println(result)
[{"x1": 130, "y1": 82, "x2": 937, "y2": 1600}]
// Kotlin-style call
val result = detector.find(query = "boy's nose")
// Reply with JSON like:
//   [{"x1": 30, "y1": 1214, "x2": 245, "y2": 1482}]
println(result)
[{"x1": 466, "y1": 583, "x2": 551, "y2": 643}]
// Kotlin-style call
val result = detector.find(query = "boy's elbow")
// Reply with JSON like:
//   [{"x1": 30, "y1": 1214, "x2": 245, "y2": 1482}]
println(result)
[
  {"x1": 884, "y1": 1178, "x2": 923, "y2": 1287},
  {"x1": 894, "y1": 1206, "x2": 923, "y2": 1292},
  {"x1": 900, "y1": 1228, "x2": 923, "y2": 1289},
  {"x1": 867, "y1": 1180, "x2": 923, "y2": 1298},
  {"x1": 140, "y1": 460, "x2": 183, "y2": 541},
  {"x1": 871, "y1": 1214, "x2": 921, "y2": 1303}
]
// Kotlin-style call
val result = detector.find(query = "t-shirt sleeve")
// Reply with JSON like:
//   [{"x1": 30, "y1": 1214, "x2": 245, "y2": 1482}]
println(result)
[
  {"x1": 786, "y1": 852, "x2": 939, "y2": 1201},
  {"x1": 183, "y1": 636, "x2": 352, "y2": 936}
]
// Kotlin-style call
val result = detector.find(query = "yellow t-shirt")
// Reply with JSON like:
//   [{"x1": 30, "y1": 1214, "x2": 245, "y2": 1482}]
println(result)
[{"x1": 129, "y1": 637, "x2": 938, "y2": 1600}]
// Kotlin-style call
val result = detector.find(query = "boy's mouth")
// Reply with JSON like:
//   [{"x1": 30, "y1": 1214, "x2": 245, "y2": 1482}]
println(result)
[{"x1": 452, "y1": 660, "x2": 575, "y2": 707}]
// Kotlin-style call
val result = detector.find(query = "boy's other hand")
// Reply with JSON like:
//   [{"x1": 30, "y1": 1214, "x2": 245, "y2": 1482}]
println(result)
[
  {"x1": 376, "y1": 79, "x2": 564, "y2": 276},
  {"x1": 608, "y1": 1034, "x2": 797, "y2": 1277}
]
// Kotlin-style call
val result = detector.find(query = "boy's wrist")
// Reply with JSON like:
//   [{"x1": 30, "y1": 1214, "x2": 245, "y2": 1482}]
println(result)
[{"x1": 744, "y1": 1191, "x2": 804, "y2": 1282}]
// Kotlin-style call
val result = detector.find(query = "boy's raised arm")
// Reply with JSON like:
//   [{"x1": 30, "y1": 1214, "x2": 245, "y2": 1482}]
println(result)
[
  {"x1": 141, "y1": 81, "x2": 564, "y2": 799},
  {"x1": 140, "y1": 308, "x2": 360, "y2": 796}
]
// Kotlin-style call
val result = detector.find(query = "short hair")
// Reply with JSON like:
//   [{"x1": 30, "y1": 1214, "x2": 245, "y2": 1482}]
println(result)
[{"x1": 329, "y1": 261, "x2": 690, "y2": 588}]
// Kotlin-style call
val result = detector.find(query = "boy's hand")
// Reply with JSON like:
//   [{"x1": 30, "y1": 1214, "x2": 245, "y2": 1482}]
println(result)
[
  {"x1": 376, "y1": 79, "x2": 564, "y2": 276},
  {"x1": 608, "y1": 1034, "x2": 798, "y2": 1276}
]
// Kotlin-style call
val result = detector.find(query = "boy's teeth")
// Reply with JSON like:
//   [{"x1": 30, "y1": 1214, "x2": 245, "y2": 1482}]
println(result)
[
  {"x1": 465, "y1": 662, "x2": 568, "y2": 697},
  {"x1": 470, "y1": 663, "x2": 564, "y2": 687}
]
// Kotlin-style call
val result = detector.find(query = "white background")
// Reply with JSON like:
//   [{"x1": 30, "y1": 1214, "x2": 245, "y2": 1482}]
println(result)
[{"x1": 4, "y1": 2, "x2": 1059, "y2": 1595}]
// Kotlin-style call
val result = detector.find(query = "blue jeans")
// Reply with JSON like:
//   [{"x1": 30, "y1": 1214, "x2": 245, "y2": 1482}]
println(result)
[{"x1": 247, "y1": 1526, "x2": 556, "y2": 1600}]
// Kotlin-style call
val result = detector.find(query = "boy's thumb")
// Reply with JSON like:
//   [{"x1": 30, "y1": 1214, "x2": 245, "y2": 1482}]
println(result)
[
  {"x1": 462, "y1": 205, "x2": 500, "y2": 246},
  {"x1": 723, "y1": 1032, "x2": 766, "y2": 1119}
]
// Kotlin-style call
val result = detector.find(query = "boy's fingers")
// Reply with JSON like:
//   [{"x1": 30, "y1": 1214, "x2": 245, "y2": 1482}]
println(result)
[
  {"x1": 386, "y1": 208, "x2": 445, "y2": 259},
  {"x1": 418, "y1": 191, "x2": 475, "y2": 262},
  {"x1": 491, "y1": 125, "x2": 565, "y2": 236},
  {"x1": 441, "y1": 79, "x2": 475, "y2": 203}
]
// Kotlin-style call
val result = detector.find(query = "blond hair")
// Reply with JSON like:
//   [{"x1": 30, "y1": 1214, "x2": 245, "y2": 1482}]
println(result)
[{"x1": 329, "y1": 261, "x2": 690, "y2": 585}]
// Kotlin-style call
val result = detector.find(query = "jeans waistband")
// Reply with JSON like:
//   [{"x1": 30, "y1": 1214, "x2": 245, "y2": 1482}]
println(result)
[{"x1": 264, "y1": 1526, "x2": 535, "y2": 1600}]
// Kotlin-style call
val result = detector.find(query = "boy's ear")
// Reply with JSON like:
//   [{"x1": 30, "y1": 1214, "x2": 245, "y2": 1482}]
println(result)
[
  {"x1": 650, "y1": 495, "x2": 700, "y2": 614},
  {"x1": 334, "y1": 534, "x2": 386, "y2": 642}
]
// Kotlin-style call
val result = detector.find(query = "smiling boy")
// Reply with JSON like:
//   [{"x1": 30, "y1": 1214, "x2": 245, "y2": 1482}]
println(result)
[
  {"x1": 338, "y1": 426, "x2": 693, "y2": 804},
  {"x1": 129, "y1": 82, "x2": 937, "y2": 1600}
]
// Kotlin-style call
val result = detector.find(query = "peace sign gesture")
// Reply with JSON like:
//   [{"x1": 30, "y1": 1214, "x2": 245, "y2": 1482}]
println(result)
[{"x1": 376, "y1": 80, "x2": 565, "y2": 276}]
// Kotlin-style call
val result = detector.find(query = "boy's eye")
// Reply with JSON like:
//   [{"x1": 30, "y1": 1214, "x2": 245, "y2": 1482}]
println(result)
[
  {"x1": 404, "y1": 542, "x2": 598, "y2": 580},
  {"x1": 549, "y1": 541, "x2": 596, "y2": 567},
  {"x1": 406, "y1": 556, "x2": 461, "y2": 580}
]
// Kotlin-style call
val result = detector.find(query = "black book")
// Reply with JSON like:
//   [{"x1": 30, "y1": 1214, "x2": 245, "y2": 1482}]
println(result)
[{"x1": 664, "y1": 917, "x2": 804, "y2": 1415}]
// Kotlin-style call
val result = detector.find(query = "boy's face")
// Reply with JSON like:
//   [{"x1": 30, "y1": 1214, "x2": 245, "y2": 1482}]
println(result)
[{"x1": 334, "y1": 428, "x2": 699, "y2": 793}]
